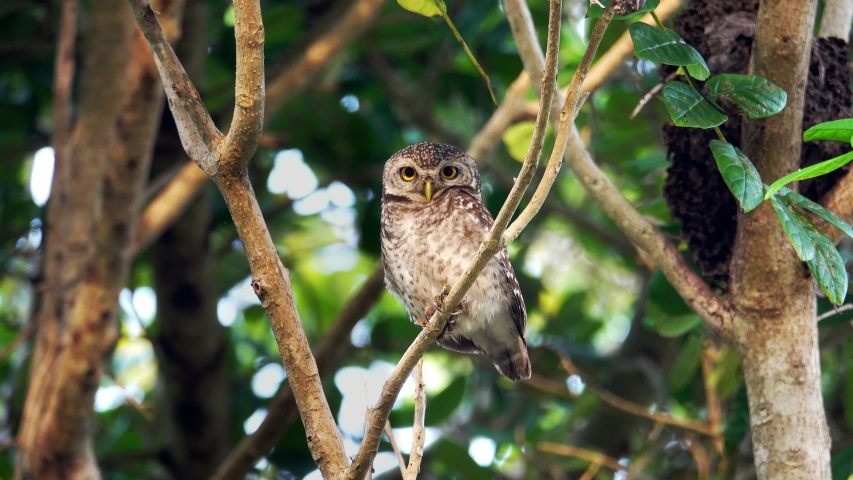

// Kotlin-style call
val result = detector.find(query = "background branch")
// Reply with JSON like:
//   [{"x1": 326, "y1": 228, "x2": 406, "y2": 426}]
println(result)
[{"x1": 504, "y1": 0, "x2": 732, "y2": 337}]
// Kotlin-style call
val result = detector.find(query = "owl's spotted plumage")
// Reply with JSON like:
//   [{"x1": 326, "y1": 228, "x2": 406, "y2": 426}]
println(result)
[{"x1": 380, "y1": 142, "x2": 531, "y2": 381}]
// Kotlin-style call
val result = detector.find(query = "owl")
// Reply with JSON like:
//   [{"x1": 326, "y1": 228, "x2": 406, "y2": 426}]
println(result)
[{"x1": 380, "y1": 142, "x2": 531, "y2": 381}]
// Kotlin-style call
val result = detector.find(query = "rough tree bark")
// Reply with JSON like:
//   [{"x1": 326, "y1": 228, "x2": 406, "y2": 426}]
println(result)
[
  {"x1": 730, "y1": 0, "x2": 831, "y2": 478},
  {"x1": 16, "y1": 0, "x2": 185, "y2": 477}
]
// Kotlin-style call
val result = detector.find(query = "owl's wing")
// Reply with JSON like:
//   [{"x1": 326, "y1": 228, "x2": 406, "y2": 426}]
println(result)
[
  {"x1": 458, "y1": 189, "x2": 528, "y2": 341},
  {"x1": 497, "y1": 249, "x2": 527, "y2": 341}
]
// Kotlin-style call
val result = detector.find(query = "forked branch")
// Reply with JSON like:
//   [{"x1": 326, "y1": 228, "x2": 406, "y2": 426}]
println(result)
[
  {"x1": 344, "y1": 1, "x2": 620, "y2": 478},
  {"x1": 126, "y1": 0, "x2": 349, "y2": 476}
]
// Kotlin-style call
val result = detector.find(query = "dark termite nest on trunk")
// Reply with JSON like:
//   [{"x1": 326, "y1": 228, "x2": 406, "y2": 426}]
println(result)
[{"x1": 660, "y1": 0, "x2": 852, "y2": 285}]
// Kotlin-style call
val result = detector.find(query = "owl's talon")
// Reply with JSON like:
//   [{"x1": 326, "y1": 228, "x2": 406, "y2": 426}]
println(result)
[{"x1": 414, "y1": 317, "x2": 428, "y2": 328}]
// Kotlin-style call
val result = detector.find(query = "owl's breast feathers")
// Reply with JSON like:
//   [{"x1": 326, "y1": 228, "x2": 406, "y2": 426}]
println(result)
[{"x1": 381, "y1": 186, "x2": 531, "y2": 380}]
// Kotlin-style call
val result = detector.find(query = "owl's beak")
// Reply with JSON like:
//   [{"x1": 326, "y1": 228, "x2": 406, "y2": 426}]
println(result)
[{"x1": 424, "y1": 179, "x2": 433, "y2": 202}]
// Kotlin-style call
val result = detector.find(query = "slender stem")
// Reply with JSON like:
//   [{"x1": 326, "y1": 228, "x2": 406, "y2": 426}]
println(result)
[
  {"x1": 650, "y1": 11, "x2": 666, "y2": 31},
  {"x1": 435, "y1": 0, "x2": 498, "y2": 106}
]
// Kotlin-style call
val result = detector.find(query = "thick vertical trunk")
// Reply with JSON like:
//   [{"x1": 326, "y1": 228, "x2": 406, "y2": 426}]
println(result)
[
  {"x1": 16, "y1": 0, "x2": 184, "y2": 477},
  {"x1": 730, "y1": 0, "x2": 830, "y2": 478},
  {"x1": 148, "y1": 0, "x2": 231, "y2": 476}
]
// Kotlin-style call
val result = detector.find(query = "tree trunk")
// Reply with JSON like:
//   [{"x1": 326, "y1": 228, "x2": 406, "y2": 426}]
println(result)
[
  {"x1": 16, "y1": 0, "x2": 184, "y2": 476},
  {"x1": 730, "y1": 0, "x2": 831, "y2": 478}
]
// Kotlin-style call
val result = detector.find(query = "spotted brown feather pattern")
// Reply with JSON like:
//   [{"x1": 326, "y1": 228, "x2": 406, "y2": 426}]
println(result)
[{"x1": 380, "y1": 142, "x2": 531, "y2": 380}]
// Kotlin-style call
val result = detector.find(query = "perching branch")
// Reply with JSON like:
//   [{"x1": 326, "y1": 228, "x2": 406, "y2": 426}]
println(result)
[
  {"x1": 126, "y1": 0, "x2": 351, "y2": 476},
  {"x1": 505, "y1": 0, "x2": 732, "y2": 337},
  {"x1": 345, "y1": 2, "x2": 621, "y2": 478}
]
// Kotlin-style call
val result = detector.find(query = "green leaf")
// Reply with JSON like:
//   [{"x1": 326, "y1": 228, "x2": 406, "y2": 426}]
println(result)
[
  {"x1": 705, "y1": 74, "x2": 787, "y2": 119},
  {"x1": 648, "y1": 270, "x2": 691, "y2": 315},
  {"x1": 662, "y1": 82, "x2": 728, "y2": 128},
  {"x1": 668, "y1": 335, "x2": 702, "y2": 390},
  {"x1": 502, "y1": 121, "x2": 536, "y2": 162},
  {"x1": 644, "y1": 302, "x2": 702, "y2": 338},
  {"x1": 587, "y1": 0, "x2": 659, "y2": 19},
  {"x1": 804, "y1": 118, "x2": 853, "y2": 143},
  {"x1": 778, "y1": 187, "x2": 853, "y2": 240},
  {"x1": 764, "y1": 150, "x2": 853, "y2": 199},
  {"x1": 832, "y1": 447, "x2": 853, "y2": 480},
  {"x1": 685, "y1": 62, "x2": 711, "y2": 81},
  {"x1": 770, "y1": 196, "x2": 815, "y2": 261},
  {"x1": 629, "y1": 23, "x2": 710, "y2": 80},
  {"x1": 709, "y1": 140, "x2": 764, "y2": 212},
  {"x1": 396, "y1": 0, "x2": 443, "y2": 17},
  {"x1": 806, "y1": 225, "x2": 848, "y2": 305}
]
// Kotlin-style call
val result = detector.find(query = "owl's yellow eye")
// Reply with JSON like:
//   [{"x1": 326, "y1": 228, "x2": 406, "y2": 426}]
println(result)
[
  {"x1": 441, "y1": 166, "x2": 458, "y2": 179},
  {"x1": 400, "y1": 167, "x2": 417, "y2": 181}
]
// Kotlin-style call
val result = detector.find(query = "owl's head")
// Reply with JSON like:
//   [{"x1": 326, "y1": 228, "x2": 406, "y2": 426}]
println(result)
[{"x1": 382, "y1": 142, "x2": 481, "y2": 203}]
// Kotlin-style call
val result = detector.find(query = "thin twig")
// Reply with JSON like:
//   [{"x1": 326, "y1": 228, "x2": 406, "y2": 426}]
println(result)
[
  {"x1": 579, "y1": 462, "x2": 602, "y2": 480},
  {"x1": 557, "y1": 350, "x2": 716, "y2": 437},
  {"x1": 344, "y1": 1, "x2": 577, "y2": 478},
  {"x1": 685, "y1": 434, "x2": 711, "y2": 480},
  {"x1": 631, "y1": 70, "x2": 678, "y2": 119},
  {"x1": 406, "y1": 359, "x2": 426, "y2": 479},
  {"x1": 817, "y1": 303, "x2": 853, "y2": 322},
  {"x1": 538, "y1": 442, "x2": 656, "y2": 480},
  {"x1": 384, "y1": 420, "x2": 407, "y2": 478},
  {"x1": 108, "y1": 373, "x2": 153, "y2": 422}
]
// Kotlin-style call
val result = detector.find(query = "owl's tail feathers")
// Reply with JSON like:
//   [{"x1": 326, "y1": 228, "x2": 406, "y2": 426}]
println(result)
[{"x1": 491, "y1": 336, "x2": 531, "y2": 381}]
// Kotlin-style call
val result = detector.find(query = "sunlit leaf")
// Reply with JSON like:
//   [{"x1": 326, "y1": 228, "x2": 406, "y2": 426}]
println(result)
[
  {"x1": 709, "y1": 140, "x2": 764, "y2": 212},
  {"x1": 629, "y1": 23, "x2": 709, "y2": 80},
  {"x1": 770, "y1": 196, "x2": 815, "y2": 261},
  {"x1": 804, "y1": 118, "x2": 853, "y2": 143},
  {"x1": 502, "y1": 121, "x2": 536, "y2": 162},
  {"x1": 396, "y1": 0, "x2": 443, "y2": 17},
  {"x1": 587, "y1": 0, "x2": 659, "y2": 19},
  {"x1": 764, "y1": 150, "x2": 853, "y2": 199},
  {"x1": 778, "y1": 187, "x2": 853, "y2": 240},
  {"x1": 662, "y1": 82, "x2": 727, "y2": 128},
  {"x1": 705, "y1": 74, "x2": 787, "y2": 119}
]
